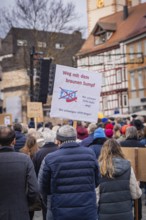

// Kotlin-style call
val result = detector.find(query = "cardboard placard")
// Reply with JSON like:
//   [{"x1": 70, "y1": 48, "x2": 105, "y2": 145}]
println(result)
[
  {"x1": 121, "y1": 147, "x2": 146, "y2": 182},
  {"x1": 27, "y1": 102, "x2": 43, "y2": 119},
  {"x1": 0, "y1": 114, "x2": 12, "y2": 125}
]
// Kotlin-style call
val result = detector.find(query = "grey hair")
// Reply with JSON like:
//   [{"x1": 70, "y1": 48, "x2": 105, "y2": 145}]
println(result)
[
  {"x1": 87, "y1": 123, "x2": 97, "y2": 134},
  {"x1": 126, "y1": 126, "x2": 138, "y2": 139}
]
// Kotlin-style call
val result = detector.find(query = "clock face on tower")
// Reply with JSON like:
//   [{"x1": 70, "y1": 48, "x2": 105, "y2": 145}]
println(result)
[{"x1": 97, "y1": 0, "x2": 104, "y2": 8}]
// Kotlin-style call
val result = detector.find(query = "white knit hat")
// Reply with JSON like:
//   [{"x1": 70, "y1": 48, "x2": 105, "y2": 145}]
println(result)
[{"x1": 56, "y1": 125, "x2": 77, "y2": 142}]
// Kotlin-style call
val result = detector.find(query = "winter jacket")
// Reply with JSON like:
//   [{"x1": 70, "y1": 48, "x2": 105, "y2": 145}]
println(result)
[
  {"x1": 38, "y1": 142, "x2": 99, "y2": 220},
  {"x1": 98, "y1": 158, "x2": 134, "y2": 220},
  {"x1": 33, "y1": 142, "x2": 58, "y2": 176},
  {"x1": 89, "y1": 138, "x2": 107, "y2": 159},
  {"x1": 120, "y1": 138, "x2": 145, "y2": 148},
  {"x1": 0, "y1": 146, "x2": 39, "y2": 220},
  {"x1": 14, "y1": 131, "x2": 26, "y2": 152},
  {"x1": 140, "y1": 138, "x2": 146, "y2": 147},
  {"x1": 80, "y1": 133, "x2": 94, "y2": 147}
]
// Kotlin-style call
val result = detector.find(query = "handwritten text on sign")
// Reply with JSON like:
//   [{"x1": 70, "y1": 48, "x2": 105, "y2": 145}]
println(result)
[
  {"x1": 27, "y1": 102, "x2": 43, "y2": 118},
  {"x1": 50, "y1": 65, "x2": 102, "y2": 122}
]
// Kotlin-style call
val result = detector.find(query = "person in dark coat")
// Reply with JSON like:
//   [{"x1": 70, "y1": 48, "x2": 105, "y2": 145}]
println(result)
[
  {"x1": 33, "y1": 131, "x2": 58, "y2": 177},
  {"x1": 0, "y1": 126, "x2": 39, "y2": 220},
  {"x1": 97, "y1": 139, "x2": 141, "y2": 220},
  {"x1": 120, "y1": 126, "x2": 145, "y2": 148},
  {"x1": 38, "y1": 125, "x2": 99, "y2": 220},
  {"x1": 80, "y1": 123, "x2": 97, "y2": 147},
  {"x1": 89, "y1": 127, "x2": 107, "y2": 159},
  {"x1": 13, "y1": 123, "x2": 26, "y2": 152},
  {"x1": 33, "y1": 130, "x2": 58, "y2": 220}
]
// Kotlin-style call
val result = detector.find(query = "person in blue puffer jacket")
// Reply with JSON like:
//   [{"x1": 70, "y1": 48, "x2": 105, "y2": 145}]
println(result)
[{"x1": 38, "y1": 125, "x2": 99, "y2": 220}]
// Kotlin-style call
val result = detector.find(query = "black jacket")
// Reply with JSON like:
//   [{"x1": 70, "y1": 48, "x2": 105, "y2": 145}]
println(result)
[
  {"x1": 33, "y1": 142, "x2": 58, "y2": 176},
  {"x1": 89, "y1": 138, "x2": 107, "y2": 159},
  {"x1": 120, "y1": 138, "x2": 145, "y2": 148},
  {"x1": 14, "y1": 131, "x2": 26, "y2": 152},
  {"x1": 99, "y1": 158, "x2": 133, "y2": 220},
  {"x1": 0, "y1": 146, "x2": 39, "y2": 220}
]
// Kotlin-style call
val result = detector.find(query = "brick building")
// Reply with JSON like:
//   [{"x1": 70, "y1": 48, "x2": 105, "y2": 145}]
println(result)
[{"x1": 0, "y1": 28, "x2": 84, "y2": 122}]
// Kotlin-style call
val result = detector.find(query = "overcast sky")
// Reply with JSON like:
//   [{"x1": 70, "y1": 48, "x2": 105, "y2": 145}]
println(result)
[
  {"x1": 0, "y1": 0, "x2": 88, "y2": 37},
  {"x1": 1, "y1": 0, "x2": 146, "y2": 38}
]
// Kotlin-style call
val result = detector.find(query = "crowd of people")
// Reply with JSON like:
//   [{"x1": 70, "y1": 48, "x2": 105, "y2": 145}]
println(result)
[{"x1": 0, "y1": 114, "x2": 145, "y2": 220}]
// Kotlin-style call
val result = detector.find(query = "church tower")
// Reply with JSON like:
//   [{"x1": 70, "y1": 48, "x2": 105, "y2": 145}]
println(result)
[{"x1": 87, "y1": 0, "x2": 141, "y2": 34}]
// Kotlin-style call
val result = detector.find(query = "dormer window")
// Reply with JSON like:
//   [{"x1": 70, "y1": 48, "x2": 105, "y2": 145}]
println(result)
[
  {"x1": 94, "y1": 32, "x2": 112, "y2": 45},
  {"x1": 92, "y1": 22, "x2": 116, "y2": 46},
  {"x1": 95, "y1": 33, "x2": 106, "y2": 45}
]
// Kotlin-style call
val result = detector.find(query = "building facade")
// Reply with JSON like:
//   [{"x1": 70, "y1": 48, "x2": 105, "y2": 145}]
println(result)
[
  {"x1": 125, "y1": 34, "x2": 146, "y2": 113},
  {"x1": 0, "y1": 28, "x2": 84, "y2": 123},
  {"x1": 87, "y1": 0, "x2": 141, "y2": 34},
  {"x1": 77, "y1": 3, "x2": 146, "y2": 116}
]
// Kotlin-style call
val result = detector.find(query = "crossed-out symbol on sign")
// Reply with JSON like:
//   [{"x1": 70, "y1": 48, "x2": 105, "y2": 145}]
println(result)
[{"x1": 59, "y1": 87, "x2": 77, "y2": 102}]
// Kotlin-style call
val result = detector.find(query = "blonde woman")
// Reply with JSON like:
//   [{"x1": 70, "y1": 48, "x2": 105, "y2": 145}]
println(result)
[{"x1": 97, "y1": 139, "x2": 142, "y2": 220}]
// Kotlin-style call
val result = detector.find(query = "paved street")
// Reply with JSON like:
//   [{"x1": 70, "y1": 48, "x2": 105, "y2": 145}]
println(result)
[{"x1": 34, "y1": 193, "x2": 146, "y2": 220}]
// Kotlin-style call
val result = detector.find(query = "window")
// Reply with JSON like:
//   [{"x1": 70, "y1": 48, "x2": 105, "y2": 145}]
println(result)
[
  {"x1": 130, "y1": 72, "x2": 135, "y2": 90},
  {"x1": 138, "y1": 70, "x2": 143, "y2": 89},
  {"x1": 55, "y1": 43, "x2": 64, "y2": 49},
  {"x1": 102, "y1": 73, "x2": 105, "y2": 86},
  {"x1": 137, "y1": 42, "x2": 142, "y2": 58},
  {"x1": 144, "y1": 40, "x2": 146, "y2": 56},
  {"x1": 128, "y1": 0, "x2": 132, "y2": 6},
  {"x1": 89, "y1": 56, "x2": 95, "y2": 65},
  {"x1": 116, "y1": 69, "x2": 122, "y2": 83},
  {"x1": 103, "y1": 96, "x2": 108, "y2": 110},
  {"x1": 129, "y1": 45, "x2": 134, "y2": 60},
  {"x1": 122, "y1": 94, "x2": 128, "y2": 107},
  {"x1": 17, "y1": 40, "x2": 27, "y2": 46},
  {"x1": 38, "y1": 41, "x2": 46, "y2": 48},
  {"x1": 95, "y1": 33, "x2": 106, "y2": 45}
]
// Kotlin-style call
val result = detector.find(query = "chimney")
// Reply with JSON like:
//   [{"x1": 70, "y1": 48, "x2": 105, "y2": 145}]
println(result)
[{"x1": 123, "y1": 5, "x2": 128, "y2": 20}]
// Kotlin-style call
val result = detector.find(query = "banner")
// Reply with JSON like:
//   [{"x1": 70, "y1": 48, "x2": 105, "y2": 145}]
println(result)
[{"x1": 50, "y1": 65, "x2": 102, "y2": 122}]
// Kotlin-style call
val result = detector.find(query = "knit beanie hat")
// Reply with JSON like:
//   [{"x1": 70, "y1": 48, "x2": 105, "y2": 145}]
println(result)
[
  {"x1": 56, "y1": 125, "x2": 77, "y2": 142},
  {"x1": 121, "y1": 124, "x2": 130, "y2": 135},
  {"x1": 94, "y1": 128, "x2": 106, "y2": 140},
  {"x1": 105, "y1": 129, "x2": 113, "y2": 138},
  {"x1": 105, "y1": 123, "x2": 114, "y2": 130},
  {"x1": 101, "y1": 118, "x2": 108, "y2": 123},
  {"x1": 77, "y1": 126, "x2": 88, "y2": 140}
]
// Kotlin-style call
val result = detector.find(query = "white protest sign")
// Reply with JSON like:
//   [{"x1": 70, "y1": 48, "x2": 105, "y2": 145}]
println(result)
[
  {"x1": 50, "y1": 65, "x2": 102, "y2": 122},
  {"x1": 6, "y1": 96, "x2": 22, "y2": 122}
]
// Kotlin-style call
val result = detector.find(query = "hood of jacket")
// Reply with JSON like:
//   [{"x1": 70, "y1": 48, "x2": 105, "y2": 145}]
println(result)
[
  {"x1": 113, "y1": 158, "x2": 130, "y2": 177},
  {"x1": 15, "y1": 131, "x2": 24, "y2": 139}
]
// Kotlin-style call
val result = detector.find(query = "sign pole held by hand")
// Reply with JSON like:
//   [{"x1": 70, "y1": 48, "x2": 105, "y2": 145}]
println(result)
[
  {"x1": 73, "y1": 121, "x2": 77, "y2": 129},
  {"x1": 34, "y1": 117, "x2": 37, "y2": 131}
]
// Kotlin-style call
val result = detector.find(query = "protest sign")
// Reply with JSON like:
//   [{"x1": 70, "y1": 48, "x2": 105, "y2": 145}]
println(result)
[
  {"x1": 50, "y1": 65, "x2": 102, "y2": 122},
  {"x1": 0, "y1": 114, "x2": 12, "y2": 125},
  {"x1": 6, "y1": 96, "x2": 22, "y2": 122},
  {"x1": 121, "y1": 147, "x2": 146, "y2": 181},
  {"x1": 27, "y1": 102, "x2": 43, "y2": 119}
]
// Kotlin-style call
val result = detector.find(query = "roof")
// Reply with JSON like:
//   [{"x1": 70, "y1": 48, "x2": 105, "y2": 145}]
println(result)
[{"x1": 77, "y1": 3, "x2": 146, "y2": 56}]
